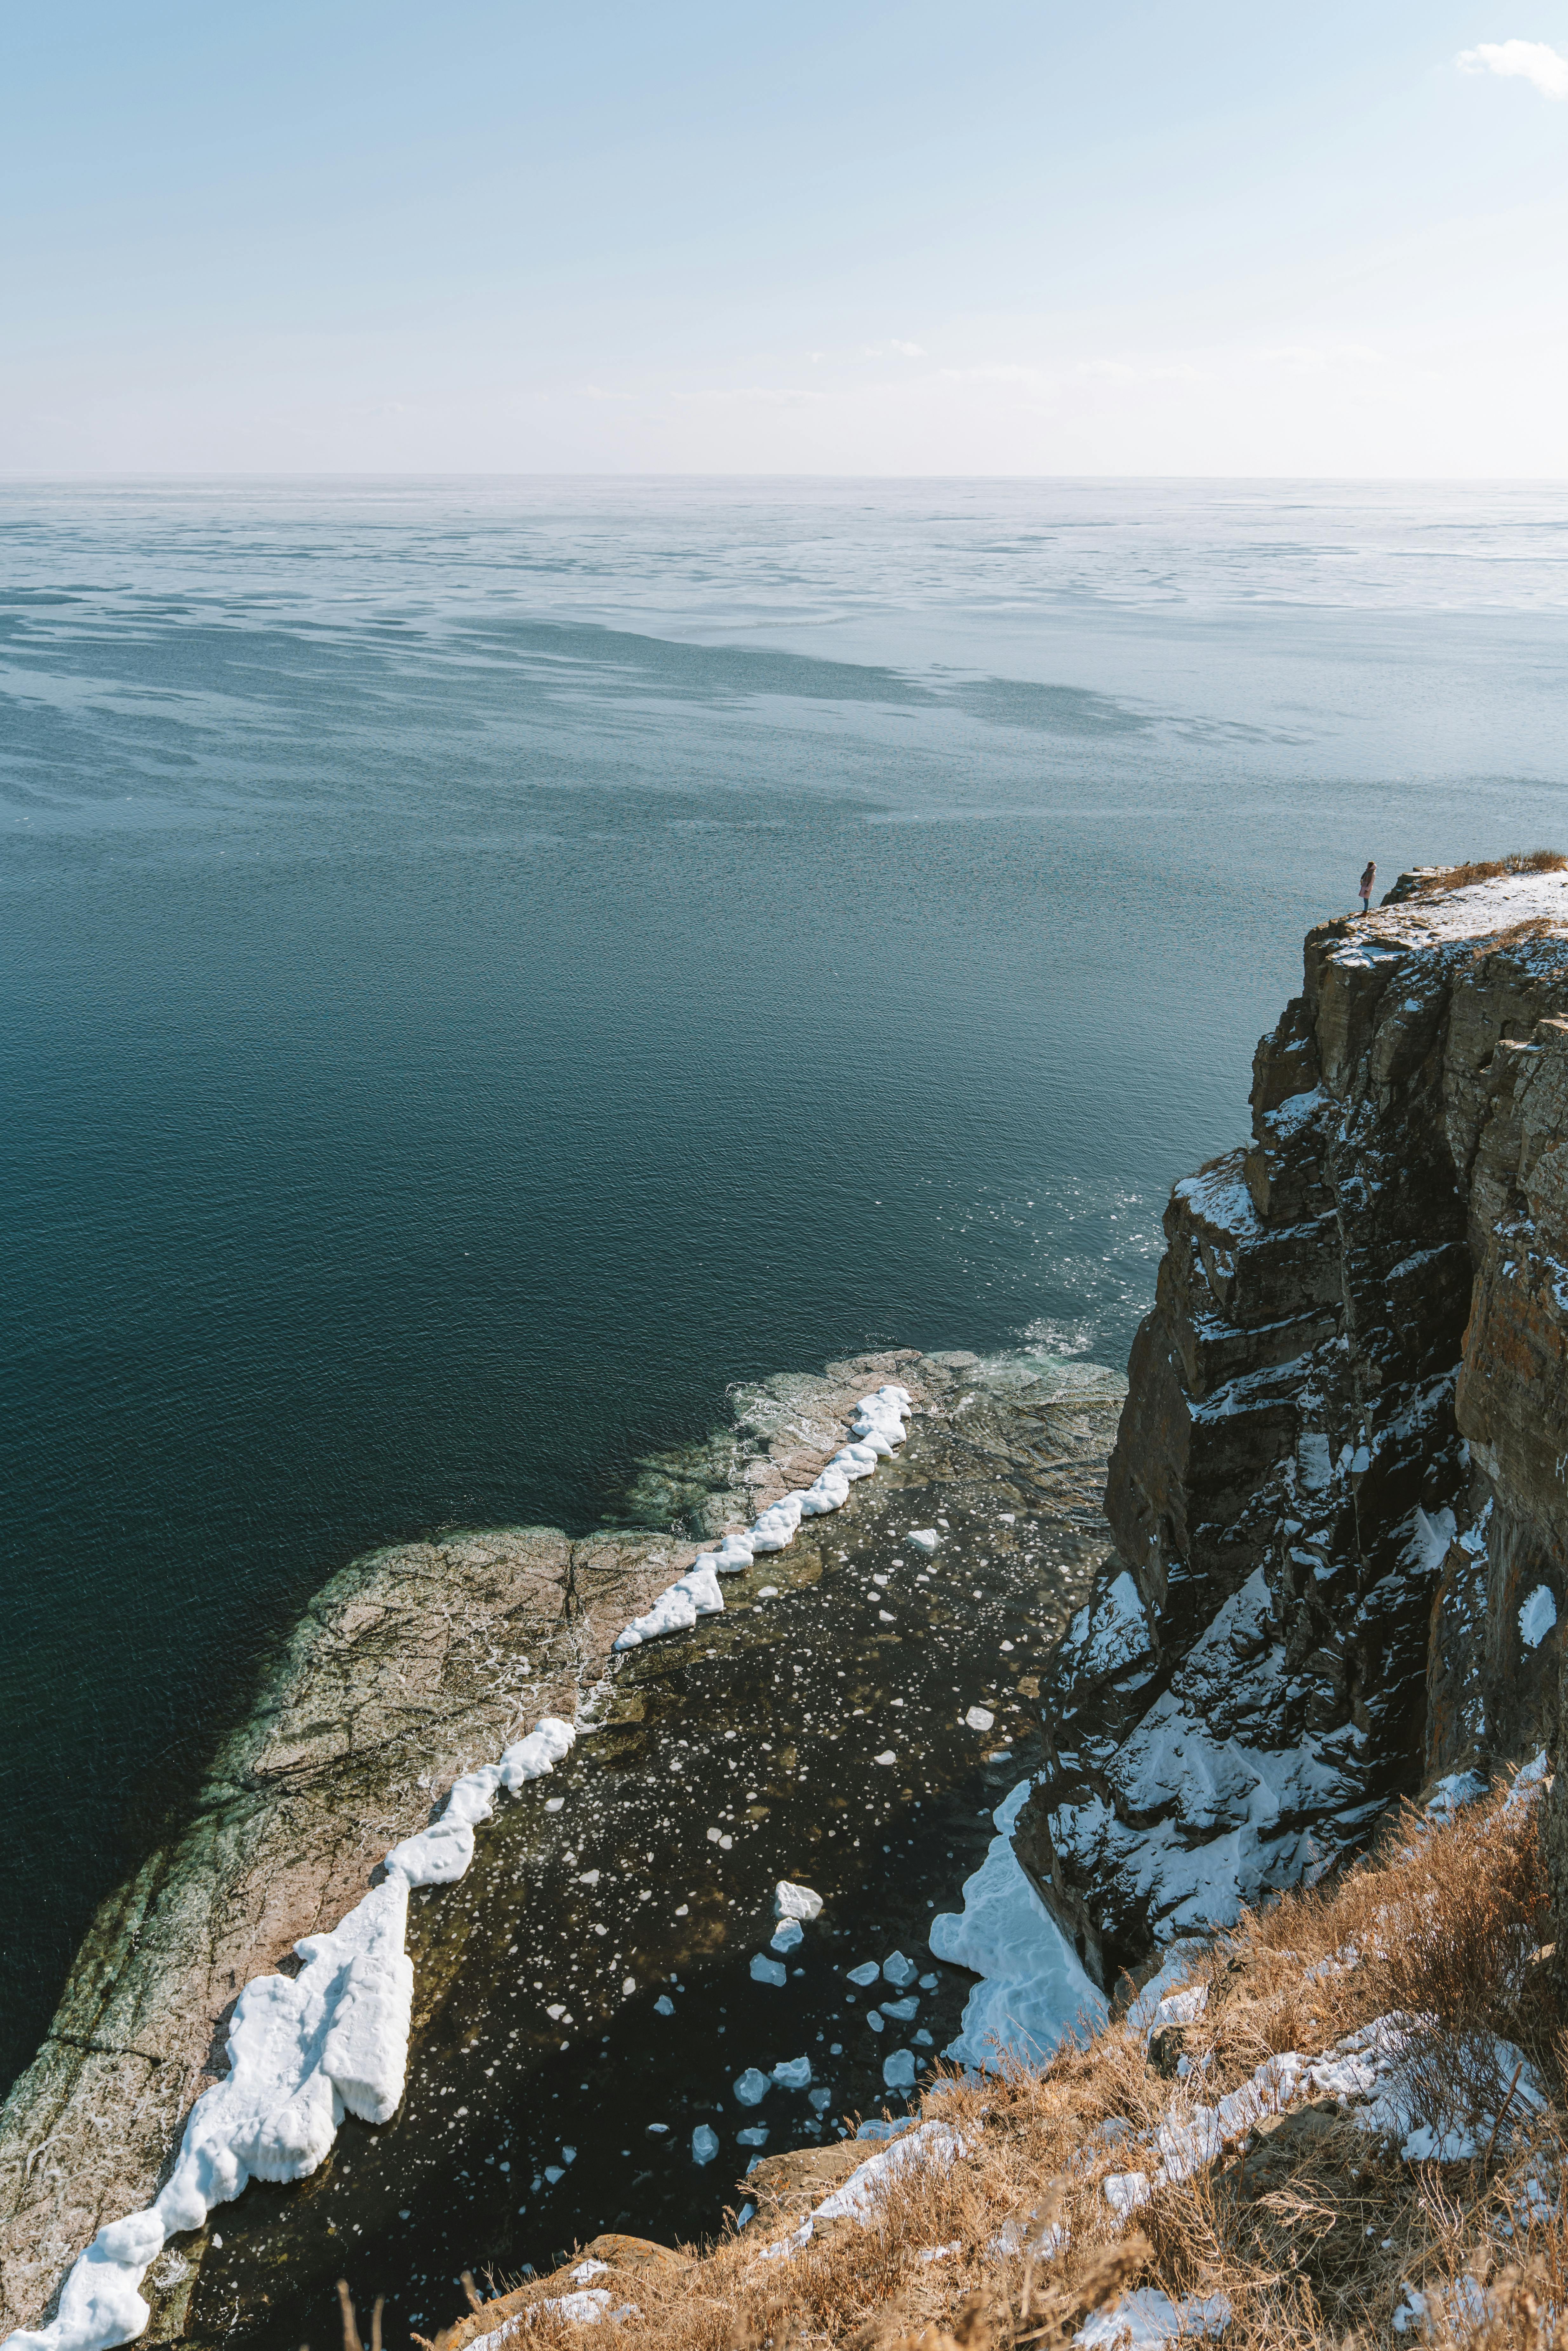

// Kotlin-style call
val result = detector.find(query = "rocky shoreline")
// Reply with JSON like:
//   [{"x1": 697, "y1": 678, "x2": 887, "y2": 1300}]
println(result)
[{"x1": 0, "y1": 1347, "x2": 1122, "y2": 2344}]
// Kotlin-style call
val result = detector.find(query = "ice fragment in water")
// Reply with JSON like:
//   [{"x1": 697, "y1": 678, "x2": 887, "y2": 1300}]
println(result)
[
  {"x1": 908, "y1": 1529, "x2": 938, "y2": 1554},
  {"x1": 772, "y1": 2056, "x2": 812, "y2": 2090},
  {"x1": 1520, "y1": 1586, "x2": 1558, "y2": 1649},
  {"x1": 775, "y1": 1880, "x2": 824, "y2": 1922},
  {"x1": 846, "y1": 1961, "x2": 881, "y2": 1987},
  {"x1": 771, "y1": 1918, "x2": 804, "y2": 1954},
  {"x1": 964, "y1": 1706, "x2": 995, "y2": 1732},
  {"x1": 691, "y1": 2126, "x2": 719, "y2": 2167},
  {"x1": 733, "y1": 2068, "x2": 771, "y2": 2107},
  {"x1": 750, "y1": 1955, "x2": 788, "y2": 1987},
  {"x1": 882, "y1": 1952, "x2": 918, "y2": 1988},
  {"x1": 882, "y1": 2049, "x2": 917, "y2": 2090}
]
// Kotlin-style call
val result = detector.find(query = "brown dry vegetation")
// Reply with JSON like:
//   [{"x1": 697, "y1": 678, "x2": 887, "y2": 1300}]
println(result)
[
  {"x1": 1410, "y1": 853, "x2": 1568, "y2": 897},
  {"x1": 420, "y1": 1780, "x2": 1568, "y2": 2350}
]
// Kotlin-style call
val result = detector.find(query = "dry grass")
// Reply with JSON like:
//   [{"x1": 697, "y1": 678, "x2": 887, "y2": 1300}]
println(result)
[
  {"x1": 433, "y1": 1780, "x2": 1568, "y2": 2349},
  {"x1": 1410, "y1": 852, "x2": 1568, "y2": 898}
]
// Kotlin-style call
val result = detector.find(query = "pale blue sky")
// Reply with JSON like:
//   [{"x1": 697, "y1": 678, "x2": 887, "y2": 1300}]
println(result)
[{"x1": 3, "y1": 0, "x2": 1566, "y2": 471}]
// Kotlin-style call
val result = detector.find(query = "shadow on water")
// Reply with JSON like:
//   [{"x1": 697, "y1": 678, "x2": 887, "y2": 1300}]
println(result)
[{"x1": 174, "y1": 1386, "x2": 1122, "y2": 2351}]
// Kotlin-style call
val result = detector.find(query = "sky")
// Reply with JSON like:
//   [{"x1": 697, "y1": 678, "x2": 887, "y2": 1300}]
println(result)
[{"x1": 2, "y1": 0, "x2": 1566, "y2": 475}]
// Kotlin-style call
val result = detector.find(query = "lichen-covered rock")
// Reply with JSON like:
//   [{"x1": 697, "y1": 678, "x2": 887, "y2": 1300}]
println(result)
[{"x1": 1016, "y1": 868, "x2": 1568, "y2": 1991}]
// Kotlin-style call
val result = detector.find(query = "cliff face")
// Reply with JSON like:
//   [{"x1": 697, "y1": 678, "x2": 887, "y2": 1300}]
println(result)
[{"x1": 1015, "y1": 865, "x2": 1568, "y2": 1992}]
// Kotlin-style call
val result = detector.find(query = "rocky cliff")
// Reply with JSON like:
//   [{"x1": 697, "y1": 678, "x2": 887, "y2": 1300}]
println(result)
[{"x1": 1015, "y1": 858, "x2": 1568, "y2": 1992}]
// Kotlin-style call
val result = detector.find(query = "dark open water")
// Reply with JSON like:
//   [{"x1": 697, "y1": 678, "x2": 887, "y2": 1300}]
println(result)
[{"x1": 3, "y1": 476, "x2": 1566, "y2": 2100}]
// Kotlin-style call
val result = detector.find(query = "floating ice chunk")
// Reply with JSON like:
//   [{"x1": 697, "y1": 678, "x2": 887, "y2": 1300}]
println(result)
[
  {"x1": 773, "y1": 2056, "x2": 812, "y2": 2090},
  {"x1": 734, "y1": 2068, "x2": 772, "y2": 2106},
  {"x1": 771, "y1": 1918, "x2": 804, "y2": 1954},
  {"x1": 775, "y1": 1880, "x2": 824, "y2": 1922},
  {"x1": 800, "y1": 1467, "x2": 852, "y2": 1515},
  {"x1": 964, "y1": 1706, "x2": 994, "y2": 1732},
  {"x1": 846, "y1": 1961, "x2": 881, "y2": 1987},
  {"x1": 882, "y1": 1952, "x2": 918, "y2": 1988},
  {"x1": 1520, "y1": 1586, "x2": 1558, "y2": 1649},
  {"x1": 751, "y1": 1955, "x2": 788, "y2": 1987},
  {"x1": 710, "y1": 1532, "x2": 756, "y2": 1573},
  {"x1": 751, "y1": 1495, "x2": 806, "y2": 1552},
  {"x1": 908, "y1": 1529, "x2": 939, "y2": 1554},
  {"x1": 737, "y1": 2126, "x2": 769, "y2": 2147},
  {"x1": 691, "y1": 2126, "x2": 719, "y2": 2166}
]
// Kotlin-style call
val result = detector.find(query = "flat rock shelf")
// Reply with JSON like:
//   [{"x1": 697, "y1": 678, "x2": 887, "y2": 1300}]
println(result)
[{"x1": 0, "y1": 1348, "x2": 1123, "y2": 2351}]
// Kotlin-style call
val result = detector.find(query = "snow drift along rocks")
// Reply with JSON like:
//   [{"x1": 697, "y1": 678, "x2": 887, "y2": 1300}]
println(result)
[
  {"x1": 612, "y1": 1389, "x2": 912, "y2": 1651},
  {"x1": 4, "y1": 1718, "x2": 576, "y2": 2351}
]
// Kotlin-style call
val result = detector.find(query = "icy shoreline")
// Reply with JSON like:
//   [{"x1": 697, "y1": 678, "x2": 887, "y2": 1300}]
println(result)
[{"x1": 5, "y1": 1393, "x2": 921, "y2": 2351}]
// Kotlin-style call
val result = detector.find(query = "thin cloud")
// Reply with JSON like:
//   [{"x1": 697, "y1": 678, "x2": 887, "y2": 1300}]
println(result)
[{"x1": 1456, "y1": 38, "x2": 1568, "y2": 98}]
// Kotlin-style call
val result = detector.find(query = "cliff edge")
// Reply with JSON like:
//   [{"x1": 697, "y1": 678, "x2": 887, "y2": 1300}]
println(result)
[{"x1": 1016, "y1": 856, "x2": 1568, "y2": 1989}]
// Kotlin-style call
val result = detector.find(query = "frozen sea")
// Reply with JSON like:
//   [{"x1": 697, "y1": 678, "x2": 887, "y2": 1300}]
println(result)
[{"x1": 2, "y1": 475, "x2": 1566, "y2": 2095}]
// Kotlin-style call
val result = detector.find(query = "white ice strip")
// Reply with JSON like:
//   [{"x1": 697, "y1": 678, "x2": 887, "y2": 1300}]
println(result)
[
  {"x1": 6, "y1": 1717, "x2": 576, "y2": 2351},
  {"x1": 929, "y1": 1780, "x2": 1106, "y2": 2070},
  {"x1": 611, "y1": 1561, "x2": 726, "y2": 1653},
  {"x1": 612, "y1": 1388, "x2": 911, "y2": 1647}
]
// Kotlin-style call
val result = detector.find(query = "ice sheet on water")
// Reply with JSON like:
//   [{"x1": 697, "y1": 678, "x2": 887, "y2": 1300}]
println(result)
[{"x1": 929, "y1": 1780, "x2": 1106, "y2": 2070}]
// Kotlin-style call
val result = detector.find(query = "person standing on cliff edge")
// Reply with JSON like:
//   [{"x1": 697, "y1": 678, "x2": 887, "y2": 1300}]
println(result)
[{"x1": 1358, "y1": 859, "x2": 1376, "y2": 913}]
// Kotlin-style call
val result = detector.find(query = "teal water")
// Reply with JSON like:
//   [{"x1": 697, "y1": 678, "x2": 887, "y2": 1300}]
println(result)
[{"x1": 3, "y1": 476, "x2": 1566, "y2": 2097}]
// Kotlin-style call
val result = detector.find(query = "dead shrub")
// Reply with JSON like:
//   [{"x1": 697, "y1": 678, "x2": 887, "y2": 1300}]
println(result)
[{"x1": 1411, "y1": 851, "x2": 1568, "y2": 895}]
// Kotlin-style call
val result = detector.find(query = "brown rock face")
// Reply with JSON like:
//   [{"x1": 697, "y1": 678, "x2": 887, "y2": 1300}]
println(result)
[{"x1": 1014, "y1": 870, "x2": 1568, "y2": 1994}]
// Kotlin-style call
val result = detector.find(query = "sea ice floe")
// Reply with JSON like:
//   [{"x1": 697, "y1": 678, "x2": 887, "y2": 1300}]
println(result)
[
  {"x1": 6, "y1": 1715, "x2": 577, "y2": 2351},
  {"x1": 751, "y1": 1955, "x2": 788, "y2": 1988},
  {"x1": 775, "y1": 1880, "x2": 824, "y2": 1921},
  {"x1": 734, "y1": 2069, "x2": 772, "y2": 2106}
]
